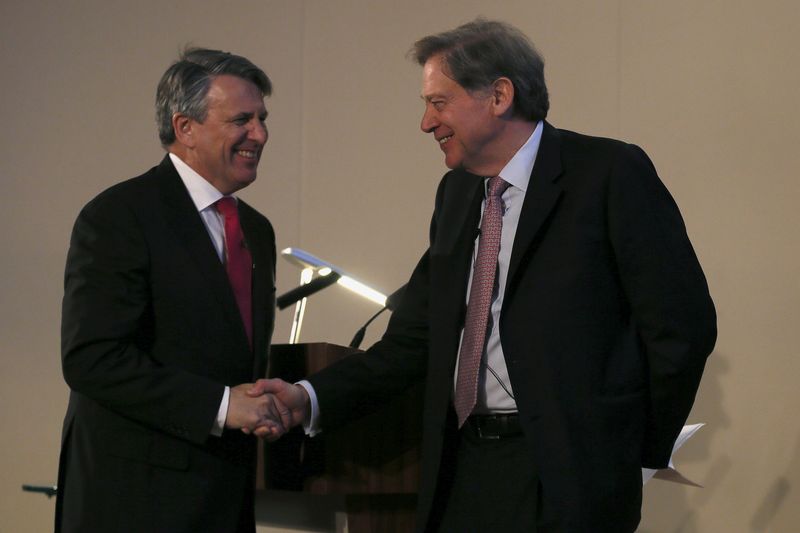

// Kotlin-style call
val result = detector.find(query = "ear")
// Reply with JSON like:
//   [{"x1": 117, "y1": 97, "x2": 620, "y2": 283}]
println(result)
[
  {"x1": 490, "y1": 77, "x2": 515, "y2": 117},
  {"x1": 172, "y1": 113, "x2": 196, "y2": 148}
]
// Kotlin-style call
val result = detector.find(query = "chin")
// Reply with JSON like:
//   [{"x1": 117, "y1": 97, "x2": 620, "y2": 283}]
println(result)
[
  {"x1": 238, "y1": 171, "x2": 258, "y2": 183},
  {"x1": 444, "y1": 156, "x2": 462, "y2": 170}
]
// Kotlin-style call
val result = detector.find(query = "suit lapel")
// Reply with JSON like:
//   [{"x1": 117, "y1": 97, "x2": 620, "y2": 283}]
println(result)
[
  {"x1": 434, "y1": 171, "x2": 484, "y2": 322},
  {"x1": 434, "y1": 171, "x2": 484, "y2": 256},
  {"x1": 156, "y1": 156, "x2": 249, "y2": 350},
  {"x1": 506, "y1": 122, "x2": 564, "y2": 288},
  {"x1": 239, "y1": 202, "x2": 275, "y2": 377},
  {"x1": 428, "y1": 172, "x2": 484, "y2": 391}
]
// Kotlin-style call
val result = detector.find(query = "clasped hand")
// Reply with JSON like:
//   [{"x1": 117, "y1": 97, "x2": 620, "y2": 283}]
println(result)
[{"x1": 224, "y1": 379, "x2": 309, "y2": 442}]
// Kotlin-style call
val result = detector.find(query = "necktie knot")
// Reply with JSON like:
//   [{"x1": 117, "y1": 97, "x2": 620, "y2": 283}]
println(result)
[
  {"x1": 488, "y1": 176, "x2": 510, "y2": 198},
  {"x1": 215, "y1": 197, "x2": 238, "y2": 218}
]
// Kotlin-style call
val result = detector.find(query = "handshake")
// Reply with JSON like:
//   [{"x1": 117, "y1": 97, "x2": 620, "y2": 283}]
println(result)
[{"x1": 224, "y1": 379, "x2": 310, "y2": 441}]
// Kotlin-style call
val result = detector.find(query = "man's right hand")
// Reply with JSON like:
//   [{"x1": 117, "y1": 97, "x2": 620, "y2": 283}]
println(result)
[
  {"x1": 225, "y1": 383, "x2": 290, "y2": 438},
  {"x1": 246, "y1": 378, "x2": 310, "y2": 440}
]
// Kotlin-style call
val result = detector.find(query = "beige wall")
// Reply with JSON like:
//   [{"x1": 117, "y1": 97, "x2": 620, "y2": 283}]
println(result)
[{"x1": 1, "y1": 1, "x2": 798, "y2": 531}]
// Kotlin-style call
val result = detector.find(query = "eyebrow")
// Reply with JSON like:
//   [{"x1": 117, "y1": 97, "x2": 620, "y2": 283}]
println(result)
[{"x1": 232, "y1": 110, "x2": 268, "y2": 120}]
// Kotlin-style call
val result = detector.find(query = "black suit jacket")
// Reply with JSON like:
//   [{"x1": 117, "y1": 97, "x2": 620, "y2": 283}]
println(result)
[
  {"x1": 56, "y1": 156, "x2": 276, "y2": 532},
  {"x1": 308, "y1": 122, "x2": 716, "y2": 532}
]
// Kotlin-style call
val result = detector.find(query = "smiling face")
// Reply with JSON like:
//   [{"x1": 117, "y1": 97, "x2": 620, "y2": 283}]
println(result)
[
  {"x1": 175, "y1": 74, "x2": 268, "y2": 194},
  {"x1": 419, "y1": 55, "x2": 506, "y2": 175}
]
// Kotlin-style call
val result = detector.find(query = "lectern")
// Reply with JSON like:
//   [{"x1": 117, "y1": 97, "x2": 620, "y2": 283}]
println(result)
[{"x1": 257, "y1": 343, "x2": 423, "y2": 531}]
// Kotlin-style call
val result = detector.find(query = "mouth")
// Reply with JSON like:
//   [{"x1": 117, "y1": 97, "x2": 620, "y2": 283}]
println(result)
[
  {"x1": 437, "y1": 135, "x2": 453, "y2": 145},
  {"x1": 236, "y1": 149, "x2": 259, "y2": 159}
]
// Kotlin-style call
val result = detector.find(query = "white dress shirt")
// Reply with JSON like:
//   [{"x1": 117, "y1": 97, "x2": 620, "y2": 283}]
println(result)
[
  {"x1": 169, "y1": 153, "x2": 233, "y2": 436},
  {"x1": 458, "y1": 121, "x2": 543, "y2": 413}
]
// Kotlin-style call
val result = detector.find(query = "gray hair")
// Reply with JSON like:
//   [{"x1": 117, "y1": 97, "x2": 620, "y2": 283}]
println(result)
[
  {"x1": 155, "y1": 47, "x2": 272, "y2": 147},
  {"x1": 410, "y1": 19, "x2": 549, "y2": 122}
]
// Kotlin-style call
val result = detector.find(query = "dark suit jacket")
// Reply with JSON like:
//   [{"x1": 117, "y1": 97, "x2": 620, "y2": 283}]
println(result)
[
  {"x1": 56, "y1": 156, "x2": 276, "y2": 533},
  {"x1": 308, "y1": 122, "x2": 716, "y2": 532}
]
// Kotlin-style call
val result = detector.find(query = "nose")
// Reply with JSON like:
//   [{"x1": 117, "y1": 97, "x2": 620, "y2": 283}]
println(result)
[
  {"x1": 249, "y1": 120, "x2": 268, "y2": 144},
  {"x1": 420, "y1": 105, "x2": 438, "y2": 133}
]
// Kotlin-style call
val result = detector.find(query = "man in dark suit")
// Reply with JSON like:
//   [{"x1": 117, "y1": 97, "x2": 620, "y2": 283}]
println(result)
[
  {"x1": 253, "y1": 19, "x2": 716, "y2": 532},
  {"x1": 56, "y1": 48, "x2": 285, "y2": 532}
]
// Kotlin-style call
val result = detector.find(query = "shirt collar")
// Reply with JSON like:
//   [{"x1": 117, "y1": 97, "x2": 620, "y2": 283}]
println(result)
[
  {"x1": 169, "y1": 153, "x2": 230, "y2": 212},
  {"x1": 494, "y1": 120, "x2": 543, "y2": 194}
]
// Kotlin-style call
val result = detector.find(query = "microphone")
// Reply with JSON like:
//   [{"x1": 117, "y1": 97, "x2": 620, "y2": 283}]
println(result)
[
  {"x1": 21, "y1": 485, "x2": 58, "y2": 498},
  {"x1": 384, "y1": 283, "x2": 406, "y2": 311},
  {"x1": 349, "y1": 284, "x2": 407, "y2": 348},
  {"x1": 276, "y1": 272, "x2": 341, "y2": 310}
]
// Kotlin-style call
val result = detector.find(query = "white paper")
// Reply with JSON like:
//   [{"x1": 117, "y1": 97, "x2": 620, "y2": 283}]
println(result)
[{"x1": 642, "y1": 423, "x2": 704, "y2": 486}]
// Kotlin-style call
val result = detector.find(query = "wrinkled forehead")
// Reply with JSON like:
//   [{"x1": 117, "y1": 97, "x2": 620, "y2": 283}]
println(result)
[
  {"x1": 421, "y1": 56, "x2": 461, "y2": 95},
  {"x1": 205, "y1": 75, "x2": 267, "y2": 111}
]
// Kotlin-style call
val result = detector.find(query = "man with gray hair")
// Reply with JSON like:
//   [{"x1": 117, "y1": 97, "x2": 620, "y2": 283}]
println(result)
[
  {"x1": 253, "y1": 19, "x2": 716, "y2": 532},
  {"x1": 56, "y1": 48, "x2": 284, "y2": 532}
]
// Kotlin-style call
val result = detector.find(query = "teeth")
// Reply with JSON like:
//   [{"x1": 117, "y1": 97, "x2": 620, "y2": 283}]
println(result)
[
  {"x1": 438, "y1": 135, "x2": 452, "y2": 145},
  {"x1": 237, "y1": 150, "x2": 256, "y2": 158}
]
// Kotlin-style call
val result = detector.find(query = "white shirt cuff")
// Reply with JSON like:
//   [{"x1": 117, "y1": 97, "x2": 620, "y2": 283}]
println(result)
[
  {"x1": 211, "y1": 386, "x2": 230, "y2": 436},
  {"x1": 296, "y1": 380, "x2": 321, "y2": 437}
]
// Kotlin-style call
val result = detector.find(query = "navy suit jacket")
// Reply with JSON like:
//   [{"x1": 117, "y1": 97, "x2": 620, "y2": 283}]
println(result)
[
  {"x1": 308, "y1": 122, "x2": 716, "y2": 532},
  {"x1": 56, "y1": 156, "x2": 276, "y2": 532}
]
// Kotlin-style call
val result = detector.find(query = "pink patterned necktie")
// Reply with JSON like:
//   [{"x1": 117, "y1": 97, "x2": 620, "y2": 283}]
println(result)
[
  {"x1": 215, "y1": 197, "x2": 253, "y2": 349},
  {"x1": 454, "y1": 176, "x2": 510, "y2": 428}
]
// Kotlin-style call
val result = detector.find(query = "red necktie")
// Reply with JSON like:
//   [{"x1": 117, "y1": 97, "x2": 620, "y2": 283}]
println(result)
[
  {"x1": 454, "y1": 177, "x2": 510, "y2": 428},
  {"x1": 215, "y1": 197, "x2": 253, "y2": 348}
]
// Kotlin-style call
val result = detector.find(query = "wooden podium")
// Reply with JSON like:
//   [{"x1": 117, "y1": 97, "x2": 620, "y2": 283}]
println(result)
[{"x1": 257, "y1": 343, "x2": 423, "y2": 531}]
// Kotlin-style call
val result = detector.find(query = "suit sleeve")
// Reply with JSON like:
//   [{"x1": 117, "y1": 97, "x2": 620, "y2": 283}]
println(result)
[
  {"x1": 305, "y1": 177, "x2": 456, "y2": 431},
  {"x1": 61, "y1": 191, "x2": 224, "y2": 444},
  {"x1": 607, "y1": 144, "x2": 717, "y2": 468},
  {"x1": 306, "y1": 254, "x2": 429, "y2": 430}
]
